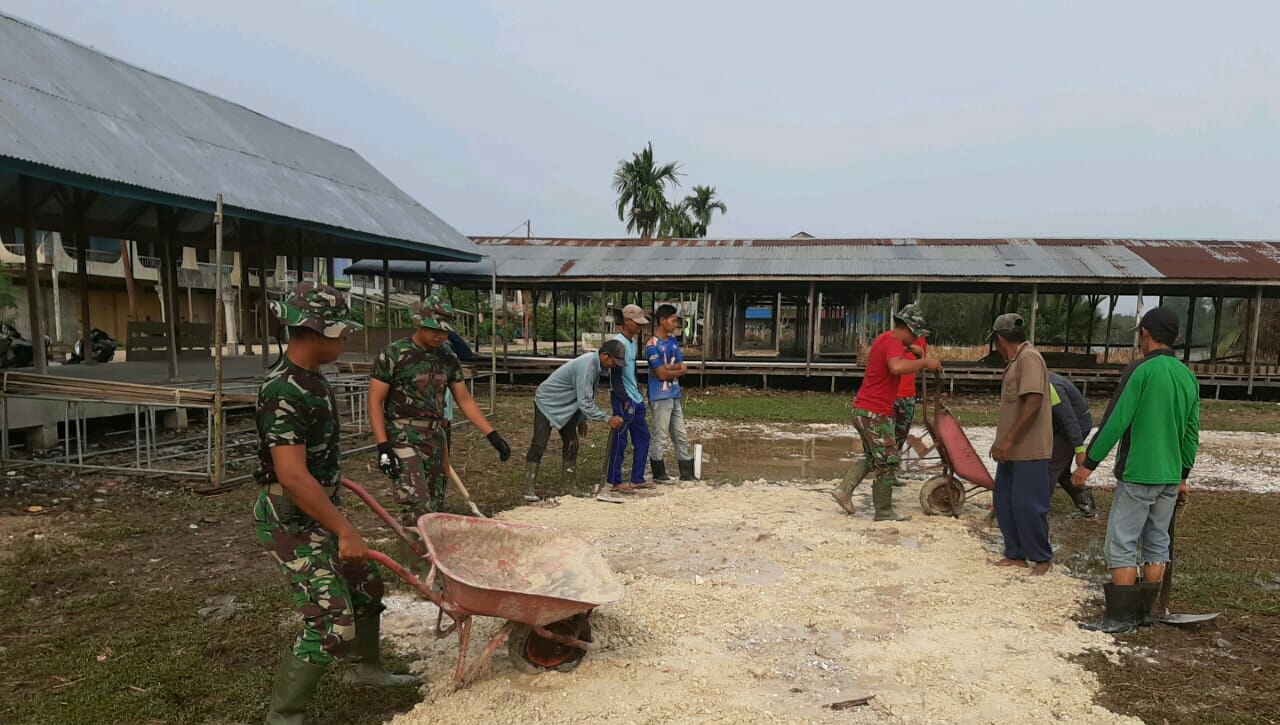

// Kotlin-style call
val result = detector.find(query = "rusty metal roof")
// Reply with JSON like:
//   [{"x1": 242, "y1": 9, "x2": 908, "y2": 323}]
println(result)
[
  {"x1": 347, "y1": 237, "x2": 1280, "y2": 284},
  {"x1": 0, "y1": 13, "x2": 479, "y2": 261}
]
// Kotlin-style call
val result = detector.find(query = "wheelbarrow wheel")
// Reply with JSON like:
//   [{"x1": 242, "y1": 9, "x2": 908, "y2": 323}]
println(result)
[
  {"x1": 920, "y1": 475, "x2": 966, "y2": 516},
  {"x1": 508, "y1": 612, "x2": 592, "y2": 675}
]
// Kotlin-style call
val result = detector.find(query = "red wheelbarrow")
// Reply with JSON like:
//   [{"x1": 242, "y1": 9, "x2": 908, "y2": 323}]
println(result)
[
  {"x1": 916, "y1": 374, "x2": 995, "y2": 516},
  {"x1": 340, "y1": 478, "x2": 624, "y2": 686}
]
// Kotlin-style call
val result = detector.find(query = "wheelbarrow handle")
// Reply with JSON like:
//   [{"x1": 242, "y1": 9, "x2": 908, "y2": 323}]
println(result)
[
  {"x1": 365, "y1": 549, "x2": 462, "y2": 619},
  {"x1": 340, "y1": 477, "x2": 428, "y2": 561}
]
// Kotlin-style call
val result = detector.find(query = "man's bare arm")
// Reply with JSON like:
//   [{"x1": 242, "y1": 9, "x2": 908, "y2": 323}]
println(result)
[
  {"x1": 270, "y1": 445, "x2": 367, "y2": 562},
  {"x1": 368, "y1": 378, "x2": 392, "y2": 445}
]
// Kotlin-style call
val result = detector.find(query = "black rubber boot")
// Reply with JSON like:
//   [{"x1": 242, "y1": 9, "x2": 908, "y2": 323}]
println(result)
[
  {"x1": 1138, "y1": 582, "x2": 1162, "y2": 627},
  {"x1": 1074, "y1": 488, "x2": 1099, "y2": 518},
  {"x1": 1079, "y1": 583, "x2": 1142, "y2": 634},
  {"x1": 265, "y1": 650, "x2": 326, "y2": 725},
  {"x1": 344, "y1": 617, "x2": 422, "y2": 687},
  {"x1": 522, "y1": 462, "x2": 540, "y2": 502},
  {"x1": 677, "y1": 458, "x2": 697, "y2": 481},
  {"x1": 650, "y1": 459, "x2": 672, "y2": 483}
]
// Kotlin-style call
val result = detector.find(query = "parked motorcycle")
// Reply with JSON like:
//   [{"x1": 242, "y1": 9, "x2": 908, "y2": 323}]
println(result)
[
  {"x1": 0, "y1": 322, "x2": 52, "y2": 369},
  {"x1": 68, "y1": 327, "x2": 118, "y2": 364}
]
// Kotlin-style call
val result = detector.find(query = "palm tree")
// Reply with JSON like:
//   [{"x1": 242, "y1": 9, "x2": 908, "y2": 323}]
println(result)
[
  {"x1": 612, "y1": 143, "x2": 682, "y2": 238},
  {"x1": 683, "y1": 185, "x2": 728, "y2": 238},
  {"x1": 659, "y1": 201, "x2": 696, "y2": 238}
]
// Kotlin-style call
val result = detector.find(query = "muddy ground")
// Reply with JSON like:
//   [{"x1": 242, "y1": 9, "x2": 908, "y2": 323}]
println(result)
[{"x1": 1, "y1": 389, "x2": 1277, "y2": 725}]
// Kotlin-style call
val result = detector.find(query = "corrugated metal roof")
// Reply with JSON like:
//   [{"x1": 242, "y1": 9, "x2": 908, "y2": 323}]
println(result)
[
  {"x1": 348, "y1": 236, "x2": 1280, "y2": 283},
  {"x1": 0, "y1": 13, "x2": 479, "y2": 261}
]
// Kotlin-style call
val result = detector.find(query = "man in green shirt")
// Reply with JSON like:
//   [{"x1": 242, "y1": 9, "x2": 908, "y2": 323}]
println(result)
[{"x1": 1075, "y1": 307, "x2": 1199, "y2": 633}]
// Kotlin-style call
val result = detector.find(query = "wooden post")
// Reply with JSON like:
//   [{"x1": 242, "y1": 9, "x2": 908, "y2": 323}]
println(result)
[
  {"x1": 1063, "y1": 294, "x2": 1077, "y2": 352},
  {"x1": 531, "y1": 291, "x2": 539, "y2": 355},
  {"x1": 1028, "y1": 284, "x2": 1039, "y2": 345},
  {"x1": 701, "y1": 282, "x2": 710, "y2": 387},
  {"x1": 805, "y1": 281, "x2": 815, "y2": 376},
  {"x1": 1134, "y1": 285, "x2": 1145, "y2": 352},
  {"x1": 74, "y1": 226, "x2": 92, "y2": 366},
  {"x1": 1103, "y1": 294, "x2": 1117, "y2": 363},
  {"x1": 212, "y1": 194, "x2": 225, "y2": 488},
  {"x1": 325, "y1": 257, "x2": 336, "y2": 287},
  {"x1": 382, "y1": 258, "x2": 391, "y2": 341},
  {"x1": 572, "y1": 291, "x2": 579, "y2": 357},
  {"x1": 259, "y1": 245, "x2": 270, "y2": 368},
  {"x1": 1247, "y1": 287, "x2": 1262, "y2": 396},
  {"x1": 502, "y1": 285, "x2": 510, "y2": 382},
  {"x1": 1183, "y1": 296, "x2": 1197, "y2": 361},
  {"x1": 238, "y1": 249, "x2": 251, "y2": 353},
  {"x1": 552, "y1": 290, "x2": 559, "y2": 357},
  {"x1": 19, "y1": 178, "x2": 48, "y2": 374},
  {"x1": 1210, "y1": 297, "x2": 1223, "y2": 363},
  {"x1": 158, "y1": 212, "x2": 180, "y2": 380}
]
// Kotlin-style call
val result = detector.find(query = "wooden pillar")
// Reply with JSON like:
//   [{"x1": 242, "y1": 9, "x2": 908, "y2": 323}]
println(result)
[
  {"x1": 552, "y1": 290, "x2": 559, "y2": 357},
  {"x1": 158, "y1": 212, "x2": 180, "y2": 380},
  {"x1": 502, "y1": 285, "x2": 510, "y2": 381},
  {"x1": 1063, "y1": 294, "x2": 1077, "y2": 352},
  {"x1": 1210, "y1": 297, "x2": 1223, "y2": 363},
  {"x1": 1134, "y1": 285, "x2": 1145, "y2": 352},
  {"x1": 325, "y1": 257, "x2": 336, "y2": 288},
  {"x1": 1247, "y1": 287, "x2": 1262, "y2": 395},
  {"x1": 805, "y1": 281, "x2": 815, "y2": 375},
  {"x1": 238, "y1": 249, "x2": 252, "y2": 351},
  {"x1": 1103, "y1": 294, "x2": 1117, "y2": 363},
  {"x1": 19, "y1": 178, "x2": 48, "y2": 374},
  {"x1": 1183, "y1": 296, "x2": 1197, "y2": 361},
  {"x1": 572, "y1": 291, "x2": 579, "y2": 357},
  {"x1": 1028, "y1": 284, "x2": 1039, "y2": 345},
  {"x1": 381, "y1": 258, "x2": 391, "y2": 339},
  {"x1": 259, "y1": 245, "x2": 270, "y2": 368},
  {"x1": 701, "y1": 282, "x2": 710, "y2": 386},
  {"x1": 532, "y1": 291, "x2": 539, "y2": 355},
  {"x1": 74, "y1": 228, "x2": 92, "y2": 366}
]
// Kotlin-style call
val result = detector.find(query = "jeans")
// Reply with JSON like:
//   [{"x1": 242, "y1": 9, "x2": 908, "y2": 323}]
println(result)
[
  {"x1": 650, "y1": 398, "x2": 691, "y2": 462},
  {"x1": 993, "y1": 459, "x2": 1053, "y2": 563},
  {"x1": 1104, "y1": 480, "x2": 1180, "y2": 568},
  {"x1": 606, "y1": 398, "x2": 649, "y2": 485}
]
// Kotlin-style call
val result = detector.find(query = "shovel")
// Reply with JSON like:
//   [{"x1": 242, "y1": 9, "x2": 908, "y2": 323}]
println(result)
[{"x1": 1156, "y1": 498, "x2": 1220, "y2": 626}]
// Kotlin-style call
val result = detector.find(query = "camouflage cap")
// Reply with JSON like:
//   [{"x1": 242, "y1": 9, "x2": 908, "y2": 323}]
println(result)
[
  {"x1": 270, "y1": 282, "x2": 362, "y2": 339},
  {"x1": 894, "y1": 303, "x2": 928, "y2": 337},
  {"x1": 411, "y1": 295, "x2": 456, "y2": 332}
]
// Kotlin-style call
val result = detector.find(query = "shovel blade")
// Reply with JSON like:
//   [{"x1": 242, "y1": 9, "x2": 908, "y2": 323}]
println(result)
[{"x1": 1159, "y1": 612, "x2": 1220, "y2": 626}]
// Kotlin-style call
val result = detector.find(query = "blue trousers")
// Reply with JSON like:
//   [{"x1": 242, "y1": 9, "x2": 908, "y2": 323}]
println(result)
[
  {"x1": 993, "y1": 460, "x2": 1053, "y2": 563},
  {"x1": 606, "y1": 398, "x2": 650, "y2": 485}
]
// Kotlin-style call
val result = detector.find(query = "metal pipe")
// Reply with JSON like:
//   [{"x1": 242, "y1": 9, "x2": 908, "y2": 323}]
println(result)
[{"x1": 490, "y1": 261, "x2": 497, "y2": 410}]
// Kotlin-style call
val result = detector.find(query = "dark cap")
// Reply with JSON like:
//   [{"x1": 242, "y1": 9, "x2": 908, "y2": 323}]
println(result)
[
  {"x1": 655, "y1": 304, "x2": 679, "y2": 321},
  {"x1": 1135, "y1": 306, "x2": 1180, "y2": 345},
  {"x1": 599, "y1": 339, "x2": 626, "y2": 360},
  {"x1": 986, "y1": 312, "x2": 1026, "y2": 341}
]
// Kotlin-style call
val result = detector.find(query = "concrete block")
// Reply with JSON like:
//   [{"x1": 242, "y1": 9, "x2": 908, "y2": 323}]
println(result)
[
  {"x1": 22, "y1": 424, "x2": 59, "y2": 452},
  {"x1": 160, "y1": 408, "x2": 189, "y2": 431}
]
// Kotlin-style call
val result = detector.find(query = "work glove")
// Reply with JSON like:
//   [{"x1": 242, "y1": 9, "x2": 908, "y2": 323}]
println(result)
[
  {"x1": 377, "y1": 441, "x2": 401, "y2": 479},
  {"x1": 487, "y1": 431, "x2": 511, "y2": 462}
]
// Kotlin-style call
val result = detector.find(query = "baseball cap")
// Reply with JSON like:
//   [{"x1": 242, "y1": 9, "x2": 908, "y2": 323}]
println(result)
[
  {"x1": 599, "y1": 339, "x2": 626, "y2": 359},
  {"x1": 270, "y1": 282, "x2": 362, "y2": 339},
  {"x1": 1134, "y1": 306, "x2": 1179, "y2": 344},
  {"x1": 986, "y1": 312, "x2": 1026, "y2": 341},
  {"x1": 412, "y1": 295, "x2": 456, "y2": 332},
  {"x1": 622, "y1": 304, "x2": 650, "y2": 324}
]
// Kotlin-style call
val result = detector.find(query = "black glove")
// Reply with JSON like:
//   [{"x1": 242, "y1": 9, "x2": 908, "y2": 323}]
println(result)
[
  {"x1": 487, "y1": 431, "x2": 511, "y2": 462},
  {"x1": 376, "y1": 441, "x2": 401, "y2": 479}
]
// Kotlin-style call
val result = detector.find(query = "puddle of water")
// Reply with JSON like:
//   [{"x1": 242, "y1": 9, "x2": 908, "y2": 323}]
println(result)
[{"x1": 702, "y1": 434, "x2": 855, "y2": 481}]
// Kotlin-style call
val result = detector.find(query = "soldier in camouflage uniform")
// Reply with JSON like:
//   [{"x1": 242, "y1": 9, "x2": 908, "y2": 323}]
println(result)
[
  {"x1": 253, "y1": 283, "x2": 418, "y2": 725},
  {"x1": 368, "y1": 295, "x2": 510, "y2": 529}
]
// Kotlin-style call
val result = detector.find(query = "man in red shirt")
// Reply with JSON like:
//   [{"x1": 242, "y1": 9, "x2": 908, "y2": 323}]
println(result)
[{"x1": 834, "y1": 304, "x2": 942, "y2": 520}]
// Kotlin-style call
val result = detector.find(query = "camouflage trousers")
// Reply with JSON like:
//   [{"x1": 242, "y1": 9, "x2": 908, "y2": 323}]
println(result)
[
  {"x1": 390, "y1": 422, "x2": 448, "y2": 529},
  {"x1": 893, "y1": 396, "x2": 917, "y2": 452},
  {"x1": 852, "y1": 408, "x2": 899, "y2": 490},
  {"x1": 253, "y1": 490, "x2": 385, "y2": 666}
]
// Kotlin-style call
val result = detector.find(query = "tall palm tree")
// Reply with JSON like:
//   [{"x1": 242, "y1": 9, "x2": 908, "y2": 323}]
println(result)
[
  {"x1": 612, "y1": 143, "x2": 682, "y2": 238},
  {"x1": 659, "y1": 200, "x2": 696, "y2": 238},
  {"x1": 683, "y1": 185, "x2": 728, "y2": 238}
]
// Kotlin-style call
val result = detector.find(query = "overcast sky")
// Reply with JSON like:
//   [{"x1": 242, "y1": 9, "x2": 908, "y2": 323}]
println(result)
[{"x1": 5, "y1": 1, "x2": 1279, "y2": 240}]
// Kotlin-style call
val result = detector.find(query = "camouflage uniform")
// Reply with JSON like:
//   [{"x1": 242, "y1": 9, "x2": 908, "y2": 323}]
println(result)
[
  {"x1": 372, "y1": 297, "x2": 463, "y2": 527},
  {"x1": 853, "y1": 408, "x2": 901, "y2": 491},
  {"x1": 252, "y1": 283, "x2": 374, "y2": 666}
]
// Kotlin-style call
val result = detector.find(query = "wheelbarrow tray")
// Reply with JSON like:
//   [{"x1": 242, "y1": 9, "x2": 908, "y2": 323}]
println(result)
[
  {"x1": 417, "y1": 513, "x2": 624, "y2": 627},
  {"x1": 927, "y1": 404, "x2": 994, "y2": 490}
]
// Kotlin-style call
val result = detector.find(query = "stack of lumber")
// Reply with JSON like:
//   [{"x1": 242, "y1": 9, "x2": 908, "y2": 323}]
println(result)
[{"x1": 0, "y1": 372, "x2": 256, "y2": 407}]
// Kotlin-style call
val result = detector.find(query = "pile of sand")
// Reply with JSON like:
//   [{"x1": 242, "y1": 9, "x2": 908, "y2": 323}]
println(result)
[{"x1": 382, "y1": 480, "x2": 1139, "y2": 725}]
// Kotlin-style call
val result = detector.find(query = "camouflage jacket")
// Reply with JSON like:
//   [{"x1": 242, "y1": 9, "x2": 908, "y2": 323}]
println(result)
[
  {"x1": 254, "y1": 359, "x2": 342, "y2": 488},
  {"x1": 371, "y1": 337, "x2": 463, "y2": 422}
]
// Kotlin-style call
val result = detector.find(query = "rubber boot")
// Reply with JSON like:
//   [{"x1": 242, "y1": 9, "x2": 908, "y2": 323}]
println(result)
[
  {"x1": 651, "y1": 459, "x2": 672, "y2": 483},
  {"x1": 1138, "y1": 582, "x2": 1162, "y2": 627},
  {"x1": 832, "y1": 459, "x2": 869, "y2": 514},
  {"x1": 1074, "y1": 488, "x2": 1099, "y2": 518},
  {"x1": 677, "y1": 458, "x2": 697, "y2": 482},
  {"x1": 872, "y1": 476, "x2": 910, "y2": 522},
  {"x1": 344, "y1": 616, "x2": 422, "y2": 687},
  {"x1": 522, "y1": 462, "x2": 540, "y2": 502},
  {"x1": 264, "y1": 650, "x2": 326, "y2": 725},
  {"x1": 1078, "y1": 583, "x2": 1142, "y2": 634}
]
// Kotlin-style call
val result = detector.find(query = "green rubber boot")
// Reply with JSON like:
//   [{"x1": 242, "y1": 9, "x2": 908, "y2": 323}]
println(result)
[
  {"x1": 344, "y1": 617, "x2": 422, "y2": 688},
  {"x1": 872, "y1": 476, "x2": 911, "y2": 522},
  {"x1": 832, "y1": 459, "x2": 869, "y2": 515},
  {"x1": 264, "y1": 650, "x2": 326, "y2": 725}
]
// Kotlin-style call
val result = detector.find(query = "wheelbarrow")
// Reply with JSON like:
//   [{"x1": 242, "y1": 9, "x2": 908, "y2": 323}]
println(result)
[
  {"x1": 340, "y1": 477, "x2": 624, "y2": 686},
  {"x1": 916, "y1": 374, "x2": 995, "y2": 516}
]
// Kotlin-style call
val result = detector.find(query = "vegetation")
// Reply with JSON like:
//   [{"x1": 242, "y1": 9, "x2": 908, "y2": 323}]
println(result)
[{"x1": 613, "y1": 144, "x2": 727, "y2": 239}]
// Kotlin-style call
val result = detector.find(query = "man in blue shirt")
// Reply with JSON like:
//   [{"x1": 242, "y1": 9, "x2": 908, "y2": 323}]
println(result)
[
  {"x1": 646, "y1": 304, "x2": 695, "y2": 482},
  {"x1": 605, "y1": 304, "x2": 653, "y2": 499}
]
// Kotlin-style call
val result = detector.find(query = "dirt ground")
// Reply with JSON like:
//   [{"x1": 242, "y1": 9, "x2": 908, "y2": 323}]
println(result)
[
  {"x1": 385, "y1": 481, "x2": 1138, "y2": 725},
  {"x1": 2, "y1": 388, "x2": 1277, "y2": 725}
]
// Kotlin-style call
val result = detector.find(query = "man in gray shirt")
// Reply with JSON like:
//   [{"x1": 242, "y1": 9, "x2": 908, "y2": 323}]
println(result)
[{"x1": 522, "y1": 341, "x2": 625, "y2": 502}]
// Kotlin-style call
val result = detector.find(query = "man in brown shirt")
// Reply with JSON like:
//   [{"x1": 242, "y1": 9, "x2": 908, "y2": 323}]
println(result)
[{"x1": 989, "y1": 313, "x2": 1055, "y2": 575}]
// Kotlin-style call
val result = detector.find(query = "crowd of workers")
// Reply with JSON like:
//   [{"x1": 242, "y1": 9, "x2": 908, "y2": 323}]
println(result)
[{"x1": 249, "y1": 282, "x2": 1199, "y2": 724}]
